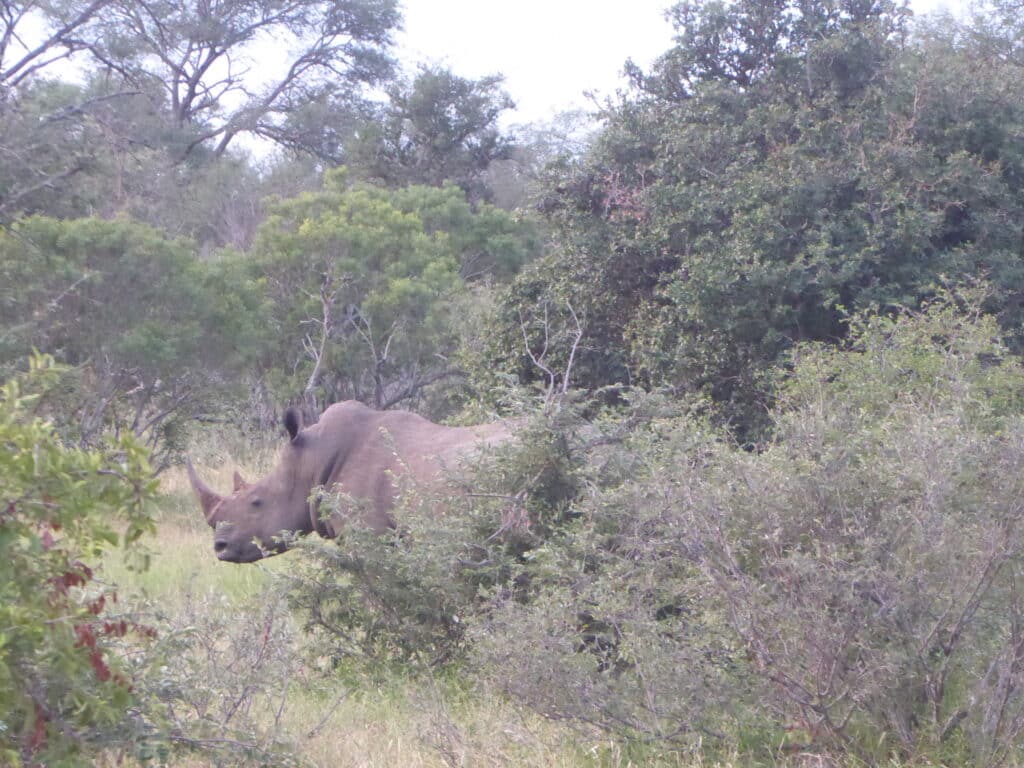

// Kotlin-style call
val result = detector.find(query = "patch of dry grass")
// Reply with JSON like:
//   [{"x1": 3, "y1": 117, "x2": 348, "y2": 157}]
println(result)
[{"x1": 271, "y1": 679, "x2": 594, "y2": 768}]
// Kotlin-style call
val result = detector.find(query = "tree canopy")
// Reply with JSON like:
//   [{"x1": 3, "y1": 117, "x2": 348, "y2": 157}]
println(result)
[
  {"x1": 482, "y1": 0, "x2": 1024, "y2": 435},
  {"x1": 346, "y1": 66, "x2": 516, "y2": 203},
  {"x1": 0, "y1": 216, "x2": 267, "y2": 463},
  {"x1": 255, "y1": 169, "x2": 540, "y2": 413}
]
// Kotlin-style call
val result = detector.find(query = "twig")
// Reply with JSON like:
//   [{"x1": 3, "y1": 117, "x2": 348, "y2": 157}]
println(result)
[{"x1": 305, "y1": 691, "x2": 349, "y2": 739}]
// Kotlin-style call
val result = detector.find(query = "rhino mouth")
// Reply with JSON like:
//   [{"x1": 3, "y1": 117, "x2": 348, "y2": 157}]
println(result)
[
  {"x1": 213, "y1": 537, "x2": 265, "y2": 563},
  {"x1": 213, "y1": 535, "x2": 292, "y2": 563}
]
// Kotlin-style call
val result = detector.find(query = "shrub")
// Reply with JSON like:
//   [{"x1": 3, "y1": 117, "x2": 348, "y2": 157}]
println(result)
[
  {"x1": 123, "y1": 589, "x2": 310, "y2": 767},
  {"x1": 0, "y1": 354, "x2": 157, "y2": 766},
  {"x1": 472, "y1": 401, "x2": 748, "y2": 751},
  {"x1": 684, "y1": 297, "x2": 1024, "y2": 762},
  {"x1": 477, "y1": 296, "x2": 1024, "y2": 764}
]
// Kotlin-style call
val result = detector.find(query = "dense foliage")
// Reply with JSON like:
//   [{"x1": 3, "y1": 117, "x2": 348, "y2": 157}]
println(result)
[
  {"x1": 0, "y1": 355, "x2": 157, "y2": 765},
  {"x1": 255, "y1": 169, "x2": 540, "y2": 414},
  {"x1": 0, "y1": 217, "x2": 267, "y2": 465},
  {"x1": 7, "y1": 0, "x2": 1024, "y2": 765},
  {"x1": 346, "y1": 66, "x2": 517, "y2": 204},
  {"x1": 482, "y1": 0, "x2": 1024, "y2": 437}
]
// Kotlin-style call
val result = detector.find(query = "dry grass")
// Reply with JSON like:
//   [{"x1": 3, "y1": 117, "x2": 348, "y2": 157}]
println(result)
[{"x1": 271, "y1": 680, "x2": 591, "y2": 768}]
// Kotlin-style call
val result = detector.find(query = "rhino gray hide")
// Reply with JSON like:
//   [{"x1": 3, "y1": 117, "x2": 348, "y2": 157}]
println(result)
[{"x1": 187, "y1": 401, "x2": 510, "y2": 563}]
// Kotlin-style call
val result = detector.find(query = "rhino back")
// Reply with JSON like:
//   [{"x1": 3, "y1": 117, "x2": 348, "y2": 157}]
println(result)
[{"x1": 307, "y1": 402, "x2": 508, "y2": 535}]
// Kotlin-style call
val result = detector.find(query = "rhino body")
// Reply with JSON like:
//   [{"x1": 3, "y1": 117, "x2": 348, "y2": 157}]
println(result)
[{"x1": 188, "y1": 400, "x2": 509, "y2": 563}]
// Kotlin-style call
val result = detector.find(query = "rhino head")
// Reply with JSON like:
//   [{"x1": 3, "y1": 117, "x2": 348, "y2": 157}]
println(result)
[{"x1": 187, "y1": 409, "x2": 313, "y2": 563}]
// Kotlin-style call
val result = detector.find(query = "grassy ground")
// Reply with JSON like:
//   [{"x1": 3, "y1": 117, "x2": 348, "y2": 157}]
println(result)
[{"x1": 100, "y1": 457, "x2": 700, "y2": 767}]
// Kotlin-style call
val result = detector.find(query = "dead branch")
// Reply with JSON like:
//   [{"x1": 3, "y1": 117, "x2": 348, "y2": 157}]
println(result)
[{"x1": 519, "y1": 301, "x2": 586, "y2": 408}]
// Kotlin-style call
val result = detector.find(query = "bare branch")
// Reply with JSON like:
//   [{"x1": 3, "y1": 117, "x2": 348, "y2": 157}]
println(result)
[
  {"x1": 519, "y1": 301, "x2": 585, "y2": 407},
  {"x1": 519, "y1": 306, "x2": 556, "y2": 402},
  {"x1": 0, "y1": 0, "x2": 112, "y2": 88},
  {"x1": 561, "y1": 301, "x2": 584, "y2": 395},
  {"x1": 303, "y1": 275, "x2": 336, "y2": 406}
]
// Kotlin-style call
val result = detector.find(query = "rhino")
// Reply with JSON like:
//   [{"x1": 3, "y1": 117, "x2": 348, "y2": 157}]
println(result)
[{"x1": 187, "y1": 400, "x2": 510, "y2": 563}]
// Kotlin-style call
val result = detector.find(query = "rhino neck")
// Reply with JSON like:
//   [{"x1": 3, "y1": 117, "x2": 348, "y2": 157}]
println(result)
[
  {"x1": 308, "y1": 450, "x2": 339, "y2": 538},
  {"x1": 264, "y1": 460, "x2": 318, "y2": 538},
  {"x1": 279, "y1": 445, "x2": 345, "y2": 540}
]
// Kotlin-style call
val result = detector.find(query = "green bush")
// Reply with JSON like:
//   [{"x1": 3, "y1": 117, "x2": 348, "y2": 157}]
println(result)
[
  {"x1": 472, "y1": 398, "x2": 747, "y2": 751},
  {"x1": 473, "y1": 296, "x2": 1024, "y2": 764},
  {"x1": 0, "y1": 354, "x2": 157, "y2": 766},
  {"x1": 696, "y1": 295, "x2": 1024, "y2": 762}
]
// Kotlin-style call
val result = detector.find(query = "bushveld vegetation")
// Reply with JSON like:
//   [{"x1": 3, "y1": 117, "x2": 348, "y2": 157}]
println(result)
[{"x1": 4, "y1": 0, "x2": 1024, "y2": 765}]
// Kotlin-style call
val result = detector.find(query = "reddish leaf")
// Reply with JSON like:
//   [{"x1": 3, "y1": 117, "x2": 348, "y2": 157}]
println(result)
[
  {"x1": 28, "y1": 702, "x2": 48, "y2": 753},
  {"x1": 89, "y1": 649, "x2": 111, "y2": 682}
]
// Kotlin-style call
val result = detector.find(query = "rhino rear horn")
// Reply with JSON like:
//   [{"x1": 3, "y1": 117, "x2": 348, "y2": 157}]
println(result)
[
  {"x1": 232, "y1": 470, "x2": 248, "y2": 492},
  {"x1": 186, "y1": 459, "x2": 223, "y2": 527}
]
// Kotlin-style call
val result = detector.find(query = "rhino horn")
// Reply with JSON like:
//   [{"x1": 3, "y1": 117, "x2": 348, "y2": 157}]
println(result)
[
  {"x1": 186, "y1": 459, "x2": 223, "y2": 527},
  {"x1": 232, "y1": 470, "x2": 248, "y2": 492}
]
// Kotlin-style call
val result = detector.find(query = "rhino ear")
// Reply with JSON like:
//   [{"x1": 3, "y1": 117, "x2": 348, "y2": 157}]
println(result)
[
  {"x1": 186, "y1": 459, "x2": 222, "y2": 527},
  {"x1": 284, "y1": 407, "x2": 303, "y2": 442},
  {"x1": 232, "y1": 470, "x2": 248, "y2": 492}
]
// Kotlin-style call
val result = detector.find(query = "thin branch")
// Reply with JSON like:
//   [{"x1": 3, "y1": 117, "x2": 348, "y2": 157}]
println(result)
[
  {"x1": 561, "y1": 301, "x2": 584, "y2": 395},
  {"x1": 305, "y1": 691, "x2": 349, "y2": 739},
  {"x1": 1, "y1": 0, "x2": 111, "y2": 88},
  {"x1": 519, "y1": 306, "x2": 555, "y2": 401}
]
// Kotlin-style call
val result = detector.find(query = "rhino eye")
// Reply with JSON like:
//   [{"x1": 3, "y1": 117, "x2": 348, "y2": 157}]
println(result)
[{"x1": 251, "y1": 498, "x2": 263, "y2": 508}]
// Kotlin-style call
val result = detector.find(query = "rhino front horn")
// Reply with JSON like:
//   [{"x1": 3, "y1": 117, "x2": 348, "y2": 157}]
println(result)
[{"x1": 186, "y1": 459, "x2": 223, "y2": 527}]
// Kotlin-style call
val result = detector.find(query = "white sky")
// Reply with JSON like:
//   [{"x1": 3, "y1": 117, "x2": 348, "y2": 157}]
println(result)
[
  {"x1": 397, "y1": 0, "x2": 970, "y2": 126},
  {"x1": 398, "y1": 0, "x2": 675, "y2": 123}
]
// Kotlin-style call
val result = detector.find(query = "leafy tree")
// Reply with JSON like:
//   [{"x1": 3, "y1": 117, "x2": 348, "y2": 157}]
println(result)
[
  {"x1": 971, "y1": 0, "x2": 1024, "y2": 64},
  {"x1": 347, "y1": 66, "x2": 516, "y2": 203},
  {"x1": 484, "y1": 109, "x2": 596, "y2": 211},
  {"x1": 485, "y1": 0, "x2": 1024, "y2": 437},
  {"x1": 0, "y1": 354, "x2": 158, "y2": 765},
  {"x1": 94, "y1": 0, "x2": 400, "y2": 160},
  {"x1": 0, "y1": 79, "x2": 101, "y2": 221},
  {"x1": 255, "y1": 84, "x2": 376, "y2": 167},
  {"x1": 0, "y1": 74, "x2": 266, "y2": 245},
  {"x1": 254, "y1": 169, "x2": 539, "y2": 413},
  {"x1": 2, "y1": 0, "x2": 401, "y2": 163},
  {"x1": 0, "y1": 3, "x2": 149, "y2": 221},
  {"x1": 0, "y1": 217, "x2": 267, "y2": 465}
]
